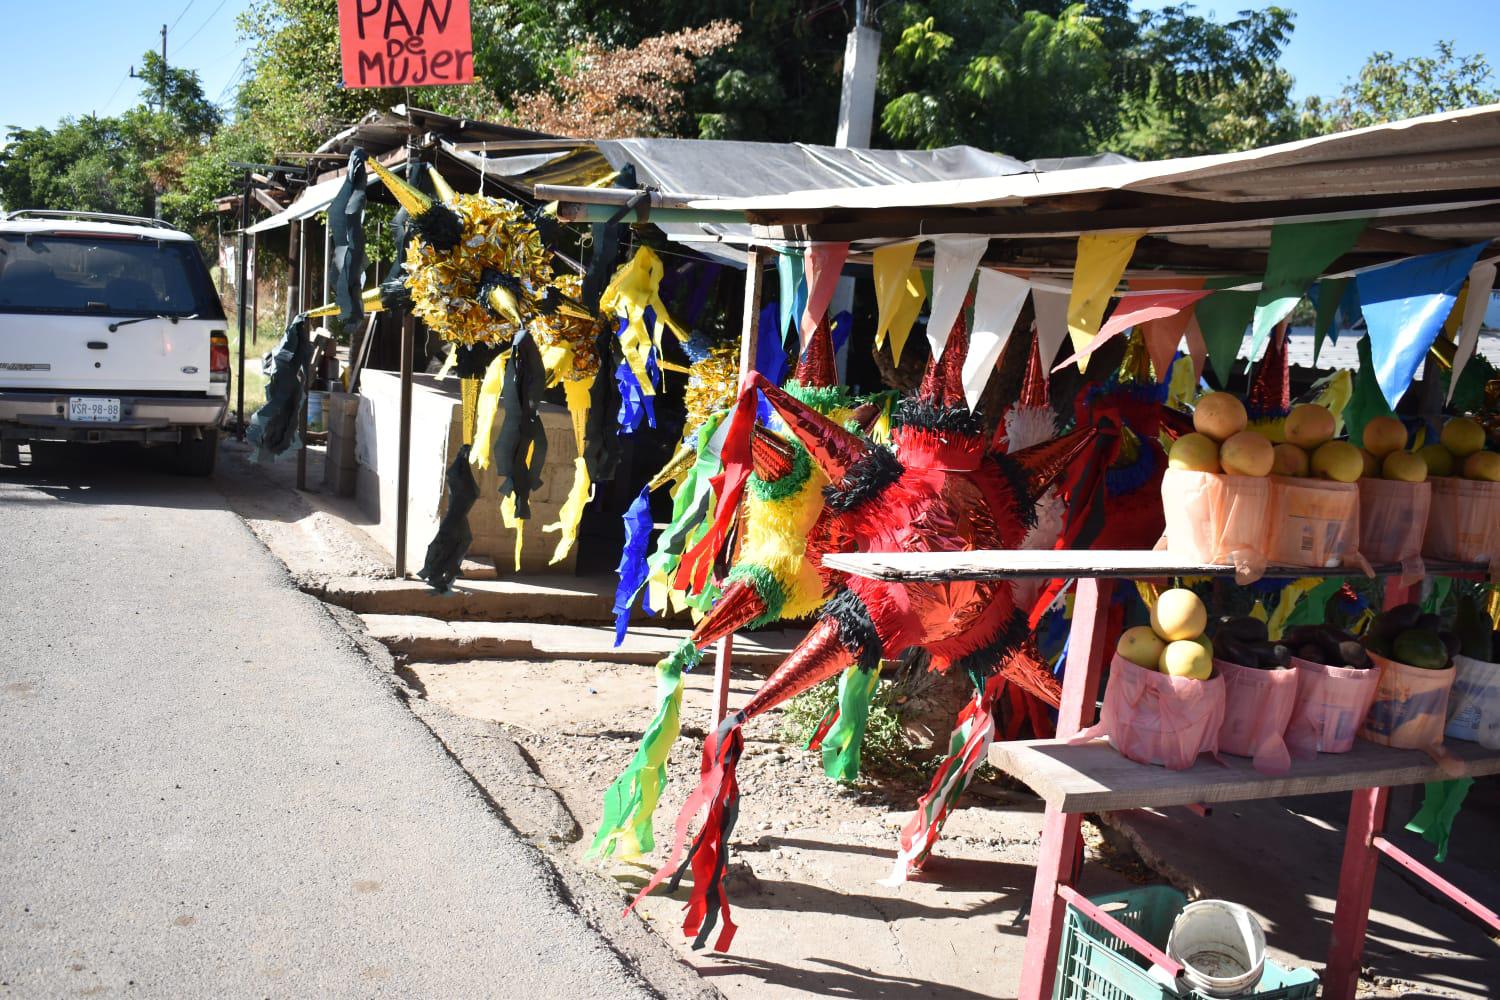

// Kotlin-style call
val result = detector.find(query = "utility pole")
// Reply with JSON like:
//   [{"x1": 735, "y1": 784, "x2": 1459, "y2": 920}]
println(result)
[
  {"x1": 836, "y1": 1, "x2": 880, "y2": 148},
  {"x1": 160, "y1": 24, "x2": 168, "y2": 116}
]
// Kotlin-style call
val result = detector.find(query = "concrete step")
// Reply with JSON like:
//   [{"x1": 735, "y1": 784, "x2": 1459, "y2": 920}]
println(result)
[
  {"x1": 360, "y1": 615, "x2": 802, "y2": 666},
  {"x1": 314, "y1": 574, "x2": 687, "y2": 626}
]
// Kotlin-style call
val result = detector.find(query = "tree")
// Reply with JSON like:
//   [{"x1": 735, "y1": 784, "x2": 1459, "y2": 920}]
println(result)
[{"x1": 1305, "y1": 41, "x2": 1500, "y2": 132}]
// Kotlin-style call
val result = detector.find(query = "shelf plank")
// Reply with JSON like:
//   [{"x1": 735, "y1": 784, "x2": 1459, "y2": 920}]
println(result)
[
  {"x1": 822, "y1": 549, "x2": 1485, "y2": 582},
  {"x1": 990, "y1": 738, "x2": 1500, "y2": 813}
]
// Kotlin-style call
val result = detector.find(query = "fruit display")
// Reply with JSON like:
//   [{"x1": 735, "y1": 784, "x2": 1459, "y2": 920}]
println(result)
[
  {"x1": 1209, "y1": 615, "x2": 1292, "y2": 670},
  {"x1": 1310, "y1": 440, "x2": 1363, "y2": 482},
  {"x1": 1282, "y1": 623, "x2": 1372, "y2": 669},
  {"x1": 1284, "y1": 403, "x2": 1336, "y2": 450},
  {"x1": 1408, "y1": 416, "x2": 1500, "y2": 482},
  {"x1": 1117, "y1": 588, "x2": 1213, "y2": 680},
  {"x1": 1362, "y1": 603, "x2": 1459, "y2": 670}
]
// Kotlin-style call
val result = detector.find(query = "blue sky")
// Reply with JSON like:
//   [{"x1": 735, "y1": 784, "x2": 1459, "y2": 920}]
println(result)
[{"x1": 1, "y1": 1, "x2": 1497, "y2": 134}]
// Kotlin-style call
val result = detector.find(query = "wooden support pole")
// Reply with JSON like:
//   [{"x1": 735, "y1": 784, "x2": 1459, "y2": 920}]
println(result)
[
  {"x1": 712, "y1": 246, "x2": 769, "y2": 725},
  {"x1": 1324, "y1": 786, "x2": 1390, "y2": 1000},
  {"x1": 395, "y1": 312, "x2": 415, "y2": 577},
  {"x1": 1019, "y1": 575, "x2": 1115, "y2": 1000}
]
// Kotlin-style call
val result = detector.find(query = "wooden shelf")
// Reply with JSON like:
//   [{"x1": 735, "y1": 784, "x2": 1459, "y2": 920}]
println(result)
[
  {"x1": 822, "y1": 549, "x2": 1485, "y2": 582},
  {"x1": 990, "y1": 737, "x2": 1500, "y2": 814}
]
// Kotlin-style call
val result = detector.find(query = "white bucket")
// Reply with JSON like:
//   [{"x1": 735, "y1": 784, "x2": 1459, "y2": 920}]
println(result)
[
  {"x1": 1166, "y1": 899, "x2": 1266, "y2": 997},
  {"x1": 307, "y1": 391, "x2": 328, "y2": 433}
]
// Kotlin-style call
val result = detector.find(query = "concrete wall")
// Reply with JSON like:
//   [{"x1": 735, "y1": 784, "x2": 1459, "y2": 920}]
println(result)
[{"x1": 354, "y1": 370, "x2": 579, "y2": 574}]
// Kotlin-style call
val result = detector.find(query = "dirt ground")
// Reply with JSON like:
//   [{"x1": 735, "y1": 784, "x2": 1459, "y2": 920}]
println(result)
[{"x1": 407, "y1": 656, "x2": 1148, "y2": 999}]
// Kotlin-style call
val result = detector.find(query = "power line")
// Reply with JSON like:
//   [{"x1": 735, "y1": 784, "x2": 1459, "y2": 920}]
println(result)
[
  {"x1": 99, "y1": 72, "x2": 131, "y2": 115},
  {"x1": 177, "y1": 0, "x2": 231, "y2": 54},
  {"x1": 169, "y1": 0, "x2": 198, "y2": 32}
]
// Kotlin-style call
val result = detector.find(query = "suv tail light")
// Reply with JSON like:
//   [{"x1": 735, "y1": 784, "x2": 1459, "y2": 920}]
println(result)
[{"x1": 210, "y1": 331, "x2": 230, "y2": 383}]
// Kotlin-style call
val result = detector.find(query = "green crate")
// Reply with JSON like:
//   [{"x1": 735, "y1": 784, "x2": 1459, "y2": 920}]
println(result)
[{"x1": 1055, "y1": 886, "x2": 1319, "y2": 1000}]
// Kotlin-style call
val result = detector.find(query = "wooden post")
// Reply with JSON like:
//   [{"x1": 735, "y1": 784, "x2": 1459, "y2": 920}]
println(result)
[
  {"x1": 712, "y1": 246, "x2": 768, "y2": 724},
  {"x1": 1324, "y1": 786, "x2": 1390, "y2": 999},
  {"x1": 1019, "y1": 576, "x2": 1115, "y2": 1000},
  {"x1": 296, "y1": 217, "x2": 315, "y2": 491},
  {"x1": 234, "y1": 181, "x2": 250, "y2": 438},
  {"x1": 249, "y1": 233, "x2": 259, "y2": 345},
  {"x1": 394, "y1": 311, "x2": 415, "y2": 577}
]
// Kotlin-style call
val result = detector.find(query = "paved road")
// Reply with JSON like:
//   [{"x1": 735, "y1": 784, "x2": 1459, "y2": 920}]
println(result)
[{"x1": 0, "y1": 451, "x2": 655, "y2": 998}]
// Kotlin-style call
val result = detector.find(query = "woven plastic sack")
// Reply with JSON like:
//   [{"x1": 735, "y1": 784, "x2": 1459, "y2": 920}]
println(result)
[
  {"x1": 1446, "y1": 655, "x2": 1500, "y2": 748},
  {"x1": 1266, "y1": 476, "x2": 1362, "y2": 570},
  {"x1": 1425, "y1": 477, "x2": 1500, "y2": 567},
  {"x1": 1361, "y1": 651, "x2": 1456, "y2": 751},
  {"x1": 1071, "y1": 654, "x2": 1225, "y2": 770},
  {"x1": 1357, "y1": 479, "x2": 1430, "y2": 578},
  {"x1": 1161, "y1": 469, "x2": 1270, "y2": 583},
  {"x1": 1285, "y1": 656, "x2": 1380, "y2": 757},
  {"x1": 1216, "y1": 659, "x2": 1297, "y2": 775}
]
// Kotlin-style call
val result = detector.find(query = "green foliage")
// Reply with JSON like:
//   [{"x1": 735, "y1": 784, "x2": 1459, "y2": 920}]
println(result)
[
  {"x1": 778, "y1": 676, "x2": 916, "y2": 778},
  {"x1": 1304, "y1": 41, "x2": 1500, "y2": 133}
]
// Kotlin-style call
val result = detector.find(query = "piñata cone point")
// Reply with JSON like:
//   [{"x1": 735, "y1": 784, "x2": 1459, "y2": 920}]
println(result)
[
  {"x1": 691, "y1": 578, "x2": 769, "y2": 648},
  {"x1": 916, "y1": 306, "x2": 972, "y2": 411},
  {"x1": 1248, "y1": 323, "x2": 1291, "y2": 417},
  {"x1": 750, "y1": 426, "x2": 798, "y2": 482},
  {"x1": 1010, "y1": 421, "x2": 1116, "y2": 497},
  {"x1": 1019, "y1": 334, "x2": 1050, "y2": 411},
  {"x1": 754, "y1": 376, "x2": 877, "y2": 489},
  {"x1": 794, "y1": 314, "x2": 838, "y2": 388},
  {"x1": 740, "y1": 616, "x2": 853, "y2": 720}
]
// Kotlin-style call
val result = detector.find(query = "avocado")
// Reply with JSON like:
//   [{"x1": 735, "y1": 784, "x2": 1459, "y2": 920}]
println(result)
[{"x1": 1392, "y1": 629, "x2": 1451, "y2": 670}]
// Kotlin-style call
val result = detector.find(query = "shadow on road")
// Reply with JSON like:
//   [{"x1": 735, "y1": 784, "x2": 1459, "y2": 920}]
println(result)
[{"x1": 0, "y1": 442, "x2": 225, "y2": 511}]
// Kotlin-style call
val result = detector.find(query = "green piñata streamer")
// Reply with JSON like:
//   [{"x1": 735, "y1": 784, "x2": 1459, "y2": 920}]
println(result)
[
  {"x1": 818, "y1": 666, "x2": 881, "y2": 782},
  {"x1": 589, "y1": 640, "x2": 701, "y2": 860}
]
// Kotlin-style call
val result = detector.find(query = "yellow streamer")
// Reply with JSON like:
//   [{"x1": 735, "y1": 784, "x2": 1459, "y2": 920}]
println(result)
[
  {"x1": 601, "y1": 247, "x2": 688, "y2": 396},
  {"x1": 1067, "y1": 232, "x2": 1143, "y2": 371},
  {"x1": 542, "y1": 378, "x2": 597, "y2": 565},
  {"x1": 1267, "y1": 577, "x2": 1324, "y2": 641},
  {"x1": 500, "y1": 490, "x2": 524, "y2": 572},
  {"x1": 1315, "y1": 369, "x2": 1354, "y2": 437},
  {"x1": 469, "y1": 351, "x2": 509, "y2": 471}
]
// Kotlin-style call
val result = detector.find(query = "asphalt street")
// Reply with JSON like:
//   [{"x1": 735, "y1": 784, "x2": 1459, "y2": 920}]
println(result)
[{"x1": 0, "y1": 449, "x2": 656, "y2": 998}]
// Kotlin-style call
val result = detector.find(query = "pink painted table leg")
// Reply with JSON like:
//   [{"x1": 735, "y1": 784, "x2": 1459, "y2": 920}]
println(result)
[
  {"x1": 1323, "y1": 786, "x2": 1389, "y2": 1000},
  {"x1": 1018, "y1": 577, "x2": 1116, "y2": 1000}
]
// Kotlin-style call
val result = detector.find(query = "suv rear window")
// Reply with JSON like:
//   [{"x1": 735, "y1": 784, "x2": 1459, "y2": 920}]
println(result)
[{"x1": 0, "y1": 233, "x2": 225, "y2": 319}]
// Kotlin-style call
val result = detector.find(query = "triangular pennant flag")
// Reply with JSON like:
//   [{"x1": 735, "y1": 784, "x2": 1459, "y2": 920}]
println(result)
[
  {"x1": 1053, "y1": 289, "x2": 1210, "y2": 372},
  {"x1": 926, "y1": 236, "x2": 989, "y2": 360},
  {"x1": 887, "y1": 268, "x2": 926, "y2": 366},
  {"x1": 1183, "y1": 313, "x2": 1207, "y2": 381},
  {"x1": 799, "y1": 243, "x2": 850, "y2": 351},
  {"x1": 1031, "y1": 284, "x2": 1069, "y2": 368},
  {"x1": 1345, "y1": 335, "x2": 1394, "y2": 448},
  {"x1": 963, "y1": 268, "x2": 1031, "y2": 410},
  {"x1": 1449, "y1": 260, "x2": 1498, "y2": 403},
  {"x1": 874, "y1": 241, "x2": 921, "y2": 348},
  {"x1": 1250, "y1": 218, "x2": 1367, "y2": 360},
  {"x1": 1356, "y1": 242, "x2": 1488, "y2": 408},
  {"x1": 1309, "y1": 277, "x2": 1347, "y2": 367},
  {"x1": 1133, "y1": 277, "x2": 1206, "y2": 380},
  {"x1": 1195, "y1": 275, "x2": 1258, "y2": 387},
  {"x1": 776, "y1": 248, "x2": 806, "y2": 340},
  {"x1": 1065, "y1": 231, "x2": 1142, "y2": 371}
]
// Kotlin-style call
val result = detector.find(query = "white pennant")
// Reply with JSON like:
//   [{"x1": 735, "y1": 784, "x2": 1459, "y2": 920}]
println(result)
[
  {"x1": 925, "y1": 236, "x2": 989, "y2": 361},
  {"x1": 963, "y1": 269, "x2": 1031, "y2": 410},
  {"x1": 1449, "y1": 260, "x2": 1498, "y2": 403},
  {"x1": 1030, "y1": 284, "x2": 1070, "y2": 369}
]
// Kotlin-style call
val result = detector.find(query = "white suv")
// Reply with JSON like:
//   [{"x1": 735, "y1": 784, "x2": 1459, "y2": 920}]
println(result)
[{"x1": 0, "y1": 210, "x2": 229, "y2": 475}]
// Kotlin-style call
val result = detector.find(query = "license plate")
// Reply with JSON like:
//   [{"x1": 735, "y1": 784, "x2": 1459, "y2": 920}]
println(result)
[{"x1": 68, "y1": 397, "x2": 121, "y2": 422}]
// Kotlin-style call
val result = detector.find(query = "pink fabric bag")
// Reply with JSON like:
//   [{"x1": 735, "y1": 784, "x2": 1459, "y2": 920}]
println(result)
[
  {"x1": 1424, "y1": 477, "x2": 1500, "y2": 570},
  {"x1": 1357, "y1": 479, "x2": 1430, "y2": 582},
  {"x1": 1216, "y1": 659, "x2": 1297, "y2": 775},
  {"x1": 1267, "y1": 476, "x2": 1364, "y2": 570},
  {"x1": 1361, "y1": 651, "x2": 1456, "y2": 752},
  {"x1": 1285, "y1": 656, "x2": 1381, "y2": 757},
  {"x1": 1071, "y1": 654, "x2": 1225, "y2": 770},
  {"x1": 1161, "y1": 469, "x2": 1270, "y2": 583}
]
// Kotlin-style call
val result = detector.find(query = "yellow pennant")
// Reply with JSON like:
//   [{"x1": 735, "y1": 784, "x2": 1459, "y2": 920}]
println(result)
[
  {"x1": 541, "y1": 378, "x2": 597, "y2": 565},
  {"x1": 1067, "y1": 232, "x2": 1143, "y2": 371},
  {"x1": 873, "y1": 242, "x2": 920, "y2": 352},
  {"x1": 1315, "y1": 369, "x2": 1353, "y2": 438},
  {"x1": 601, "y1": 246, "x2": 688, "y2": 397},
  {"x1": 469, "y1": 351, "x2": 509, "y2": 471}
]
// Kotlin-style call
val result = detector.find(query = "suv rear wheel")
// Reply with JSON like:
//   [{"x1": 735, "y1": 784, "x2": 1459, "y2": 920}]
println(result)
[{"x1": 174, "y1": 429, "x2": 218, "y2": 477}]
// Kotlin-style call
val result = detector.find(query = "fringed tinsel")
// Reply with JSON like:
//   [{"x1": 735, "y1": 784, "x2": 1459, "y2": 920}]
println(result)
[{"x1": 612, "y1": 487, "x2": 655, "y2": 644}]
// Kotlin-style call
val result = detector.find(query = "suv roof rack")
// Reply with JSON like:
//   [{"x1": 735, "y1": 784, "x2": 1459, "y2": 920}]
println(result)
[{"x1": 0, "y1": 209, "x2": 178, "y2": 230}]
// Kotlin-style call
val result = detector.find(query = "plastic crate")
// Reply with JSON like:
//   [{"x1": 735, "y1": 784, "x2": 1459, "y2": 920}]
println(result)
[{"x1": 1055, "y1": 886, "x2": 1319, "y2": 1000}]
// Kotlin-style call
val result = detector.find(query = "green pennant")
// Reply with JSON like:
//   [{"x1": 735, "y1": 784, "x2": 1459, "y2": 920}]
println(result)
[
  {"x1": 817, "y1": 665, "x2": 881, "y2": 782},
  {"x1": 1344, "y1": 335, "x2": 1395, "y2": 448},
  {"x1": 1250, "y1": 219, "x2": 1368, "y2": 362},
  {"x1": 1195, "y1": 275, "x2": 1257, "y2": 387},
  {"x1": 1312, "y1": 277, "x2": 1348, "y2": 367}
]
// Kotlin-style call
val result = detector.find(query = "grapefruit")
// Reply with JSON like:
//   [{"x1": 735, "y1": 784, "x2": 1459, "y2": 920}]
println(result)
[
  {"x1": 1382, "y1": 450, "x2": 1428, "y2": 483},
  {"x1": 1441, "y1": 417, "x2": 1487, "y2": 457},
  {"x1": 1159, "y1": 639, "x2": 1213, "y2": 680},
  {"x1": 1193, "y1": 392, "x2": 1248, "y2": 442},
  {"x1": 1362, "y1": 415, "x2": 1408, "y2": 457},
  {"x1": 1151, "y1": 588, "x2": 1207, "y2": 642},
  {"x1": 1311, "y1": 440, "x2": 1363, "y2": 482},
  {"x1": 1220, "y1": 431, "x2": 1274, "y2": 476},
  {"x1": 1169, "y1": 433, "x2": 1221, "y2": 473},
  {"x1": 1463, "y1": 451, "x2": 1500, "y2": 482},
  {"x1": 1285, "y1": 404, "x2": 1336, "y2": 449},
  {"x1": 1418, "y1": 443, "x2": 1455, "y2": 477},
  {"x1": 1117, "y1": 626, "x2": 1167, "y2": 669},
  {"x1": 1271, "y1": 443, "x2": 1310, "y2": 477}
]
